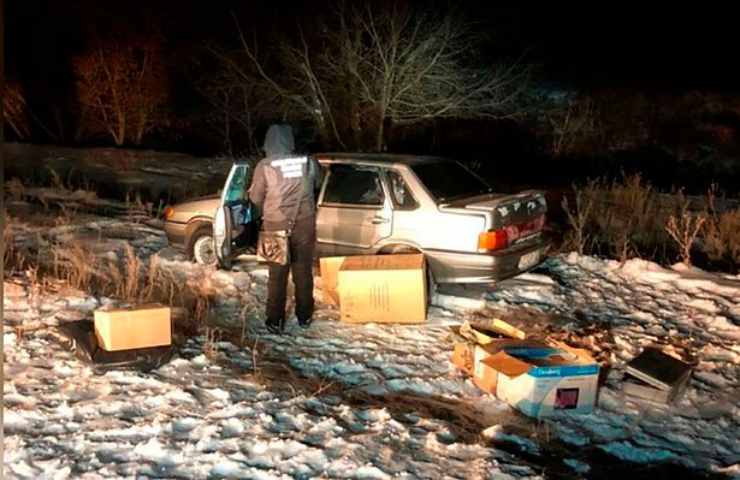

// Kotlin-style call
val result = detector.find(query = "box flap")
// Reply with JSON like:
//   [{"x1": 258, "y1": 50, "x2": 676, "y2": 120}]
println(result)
[
  {"x1": 340, "y1": 254, "x2": 424, "y2": 272},
  {"x1": 482, "y1": 351, "x2": 531, "y2": 377},
  {"x1": 472, "y1": 318, "x2": 526, "y2": 340},
  {"x1": 546, "y1": 340, "x2": 597, "y2": 364}
]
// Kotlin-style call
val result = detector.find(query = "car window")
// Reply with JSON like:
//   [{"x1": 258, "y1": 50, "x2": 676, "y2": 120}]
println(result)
[
  {"x1": 224, "y1": 165, "x2": 250, "y2": 203},
  {"x1": 412, "y1": 160, "x2": 491, "y2": 202},
  {"x1": 387, "y1": 170, "x2": 417, "y2": 209},
  {"x1": 323, "y1": 165, "x2": 384, "y2": 206}
]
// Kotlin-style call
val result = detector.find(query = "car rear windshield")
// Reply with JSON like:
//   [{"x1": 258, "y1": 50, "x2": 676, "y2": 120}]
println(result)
[{"x1": 412, "y1": 160, "x2": 492, "y2": 202}]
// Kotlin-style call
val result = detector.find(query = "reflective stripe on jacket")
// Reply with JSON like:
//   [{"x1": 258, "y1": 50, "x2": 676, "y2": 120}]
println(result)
[{"x1": 248, "y1": 155, "x2": 322, "y2": 231}]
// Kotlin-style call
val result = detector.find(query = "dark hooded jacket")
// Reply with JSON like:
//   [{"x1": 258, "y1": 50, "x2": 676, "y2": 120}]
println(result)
[{"x1": 248, "y1": 124, "x2": 322, "y2": 230}]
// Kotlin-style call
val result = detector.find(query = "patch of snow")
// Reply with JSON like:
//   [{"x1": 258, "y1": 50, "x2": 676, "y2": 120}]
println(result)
[
  {"x1": 482, "y1": 425, "x2": 540, "y2": 455},
  {"x1": 564, "y1": 458, "x2": 591, "y2": 474},
  {"x1": 599, "y1": 440, "x2": 677, "y2": 463},
  {"x1": 5, "y1": 212, "x2": 740, "y2": 478}
]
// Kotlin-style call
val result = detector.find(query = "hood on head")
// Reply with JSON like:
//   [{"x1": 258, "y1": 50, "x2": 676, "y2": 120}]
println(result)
[{"x1": 263, "y1": 124, "x2": 295, "y2": 157}]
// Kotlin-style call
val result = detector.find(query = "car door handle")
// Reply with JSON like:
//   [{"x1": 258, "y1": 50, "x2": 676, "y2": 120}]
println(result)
[{"x1": 371, "y1": 216, "x2": 390, "y2": 225}]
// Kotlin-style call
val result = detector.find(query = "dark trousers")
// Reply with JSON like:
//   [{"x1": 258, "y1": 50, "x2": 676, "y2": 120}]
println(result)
[{"x1": 266, "y1": 216, "x2": 316, "y2": 325}]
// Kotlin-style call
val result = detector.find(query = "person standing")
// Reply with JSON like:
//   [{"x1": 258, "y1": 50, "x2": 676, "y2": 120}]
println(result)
[{"x1": 248, "y1": 124, "x2": 322, "y2": 334}]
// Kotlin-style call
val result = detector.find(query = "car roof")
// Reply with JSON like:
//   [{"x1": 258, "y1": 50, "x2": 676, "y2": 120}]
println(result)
[{"x1": 313, "y1": 152, "x2": 452, "y2": 167}]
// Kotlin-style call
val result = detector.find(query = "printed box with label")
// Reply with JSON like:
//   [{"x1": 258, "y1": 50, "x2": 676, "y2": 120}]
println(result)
[
  {"x1": 94, "y1": 303, "x2": 172, "y2": 351},
  {"x1": 483, "y1": 342, "x2": 599, "y2": 418},
  {"x1": 337, "y1": 254, "x2": 427, "y2": 324}
]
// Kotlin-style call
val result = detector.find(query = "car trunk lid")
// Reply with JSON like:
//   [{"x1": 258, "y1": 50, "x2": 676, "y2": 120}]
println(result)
[{"x1": 441, "y1": 190, "x2": 547, "y2": 249}]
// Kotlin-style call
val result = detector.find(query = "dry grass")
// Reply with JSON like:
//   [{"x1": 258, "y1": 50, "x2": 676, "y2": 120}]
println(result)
[
  {"x1": 48, "y1": 167, "x2": 66, "y2": 190},
  {"x1": 703, "y1": 208, "x2": 740, "y2": 269},
  {"x1": 599, "y1": 174, "x2": 661, "y2": 262},
  {"x1": 665, "y1": 191, "x2": 707, "y2": 265},
  {"x1": 54, "y1": 202, "x2": 81, "y2": 227},
  {"x1": 5, "y1": 177, "x2": 217, "y2": 337},
  {"x1": 6, "y1": 178, "x2": 26, "y2": 202},
  {"x1": 51, "y1": 243, "x2": 98, "y2": 291},
  {"x1": 124, "y1": 191, "x2": 150, "y2": 223},
  {"x1": 566, "y1": 175, "x2": 739, "y2": 271},
  {"x1": 202, "y1": 327, "x2": 223, "y2": 359},
  {"x1": 568, "y1": 174, "x2": 663, "y2": 262},
  {"x1": 39, "y1": 238, "x2": 219, "y2": 336},
  {"x1": 3, "y1": 215, "x2": 28, "y2": 275},
  {"x1": 561, "y1": 179, "x2": 598, "y2": 254}
]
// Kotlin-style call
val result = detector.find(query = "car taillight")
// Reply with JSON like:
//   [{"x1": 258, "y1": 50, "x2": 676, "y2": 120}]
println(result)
[
  {"x1": 479, "y1": 214, "x2": 545, "y2": 252},
  {"x1": 478, "y1": 229, "x2": 508, "y2": 252},
  {"x1": 163, "y1": 207, "x2": 175, "y2": 220}
]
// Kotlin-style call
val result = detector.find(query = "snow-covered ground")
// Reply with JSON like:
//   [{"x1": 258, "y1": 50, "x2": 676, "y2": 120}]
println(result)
[{"x1": 3, "y1": 213, "x2": 739, "y2": 479}]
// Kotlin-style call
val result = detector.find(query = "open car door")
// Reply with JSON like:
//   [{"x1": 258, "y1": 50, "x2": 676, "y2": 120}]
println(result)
[
  {"x1": 214, "y1": 205, "x2": 232, "y2": 268},
  {"x1": 214, "y1": 163, "x2": 253, "y2": 268}
]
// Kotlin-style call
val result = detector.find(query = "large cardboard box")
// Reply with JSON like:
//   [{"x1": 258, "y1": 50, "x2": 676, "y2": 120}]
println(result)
[
  {"x1": 337, "y1": 254, "x2": 427, "y2": 324},
  {"x1": 484, "y1": 342, "x2": 599, "y2": 418},
  {"x1": 319, "y1": 256, "x2": 346, "y2": 306},
  {"x1": 94, "y1": 303, "x2": 172, "y2": 351}
]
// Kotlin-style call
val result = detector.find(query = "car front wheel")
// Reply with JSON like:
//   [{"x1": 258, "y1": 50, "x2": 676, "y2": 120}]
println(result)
[{"x1": 191, "y1": 229, "x2": 218, "y2": 266}]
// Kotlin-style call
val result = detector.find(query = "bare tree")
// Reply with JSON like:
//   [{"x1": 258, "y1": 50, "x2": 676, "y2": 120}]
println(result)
[
  {"x1": 2, "y1": 82, "x2": 30, "y2": 140},
  {"x1": 548, "y1": 96, "x2": 601, "y2": 157},
  {"x1": 351, "y1": 3, "x2": 530, "y2": 150},
  {"x1": 197, "y1": 48, "x2": 285, "y2": 154},
  {"x1": 214, "y1": 22, "x2": 347, "y2": 149},
  {"x1": 74, "y1": 37, "x2": 168, "y2": 145},
  {"x1": 227, "y1": 2, "x2": 531, "y2": 151}
]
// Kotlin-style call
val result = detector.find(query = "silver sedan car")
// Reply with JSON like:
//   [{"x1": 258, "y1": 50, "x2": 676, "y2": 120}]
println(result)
[{"x1": 163, "y1": 153, "x2": 549, "y2": 284}]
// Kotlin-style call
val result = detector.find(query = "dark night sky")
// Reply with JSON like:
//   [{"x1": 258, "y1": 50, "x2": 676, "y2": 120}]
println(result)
[
  {"x1": 5, "y1": 0, "x2": 740, "y2": 157},
  {"x1": 6, "y1": 2, "x2": 739, "y2": 90}
]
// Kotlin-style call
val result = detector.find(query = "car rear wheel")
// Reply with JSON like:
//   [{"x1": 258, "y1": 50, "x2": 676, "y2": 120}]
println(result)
[{"x1": 191, "y1": 229, "x2": 217, "y2": 266}]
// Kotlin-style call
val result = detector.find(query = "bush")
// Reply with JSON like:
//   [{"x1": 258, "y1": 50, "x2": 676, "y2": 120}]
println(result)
[
  {"x1": 703, "y1": 209, "x2": 740, "y2": 270},
  {"x1": 565, "y1": 175, "x2": 739, "y2": 272},
  {"x1": 586, "y1": 174, "x2": 664, "y2": 263},
  {"x1": 665, "y1": 191, "x2": 707, "y2": 265}
]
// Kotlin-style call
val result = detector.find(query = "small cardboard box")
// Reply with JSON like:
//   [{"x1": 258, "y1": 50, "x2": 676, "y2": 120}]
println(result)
[
  {"x1": 319, "y1": 256, "x2": 346, "y2": 306},
  {"x1": 94, "y1": 303, "x2": 172, "y2": 351},
  {"x1": 337, "y1": 254, "x2": 427, "y2": 324},
  {"x1": 484, "y1": 342, "x2": 599, "y2": 418}
]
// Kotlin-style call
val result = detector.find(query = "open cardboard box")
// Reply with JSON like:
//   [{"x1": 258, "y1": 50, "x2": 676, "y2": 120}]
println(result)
[
  {"x1": 451, "y1": 338, "x2": 551, "y2": 395},
  {"x1": 483, "y1": 341, "x2": 599, "y2": 417},
  {"x1": 321, "y1": 254, "x2": 428, "y2": 324},
  {"x1": 451, "y1": 322, "x2": 600, "y2": 418}
]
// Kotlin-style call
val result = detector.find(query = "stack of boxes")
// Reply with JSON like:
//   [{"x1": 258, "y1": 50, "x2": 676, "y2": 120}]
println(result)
[{"x1": 451, "y1": 321, "x2": 601, "y2": 418}]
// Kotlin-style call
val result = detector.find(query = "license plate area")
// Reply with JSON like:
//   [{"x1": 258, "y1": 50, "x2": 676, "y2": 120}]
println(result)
[{"x1": 518, "y1": 250, "x2": 541, "y2": 270}]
